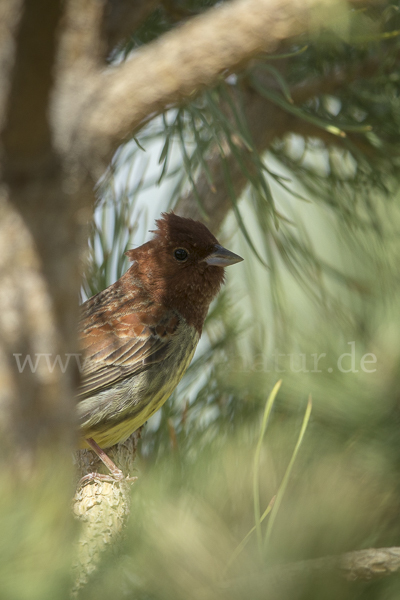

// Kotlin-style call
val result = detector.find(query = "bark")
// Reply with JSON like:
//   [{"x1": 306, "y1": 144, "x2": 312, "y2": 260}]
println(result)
[
  {"x1": 72, "y1": 433, "x2": 139, "y2": 595},
  {"x1": 0, "y1": 0, "x2": 78, "y2": 458},
  {"x1": 0, "y1": 194, "x2": 70, "y2": 459}
]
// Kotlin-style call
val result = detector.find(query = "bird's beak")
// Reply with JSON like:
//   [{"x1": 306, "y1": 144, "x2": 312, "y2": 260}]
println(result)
[{"x1": 204, "y1": 244, "x2": 244, "y2": 267}]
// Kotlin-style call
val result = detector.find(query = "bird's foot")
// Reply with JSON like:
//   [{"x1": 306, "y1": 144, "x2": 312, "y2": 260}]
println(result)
[
  {"x1": 78, "y1": 471, "x2": 137, "y2": 488},
  {"x1": 79, "y1": 437, "x2": 137, "y2": 487}
]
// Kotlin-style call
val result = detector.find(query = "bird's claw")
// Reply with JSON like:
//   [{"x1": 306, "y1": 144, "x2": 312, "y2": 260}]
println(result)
[{"x1": 78, "y1": 471, "x2": 137, "y2": 488}]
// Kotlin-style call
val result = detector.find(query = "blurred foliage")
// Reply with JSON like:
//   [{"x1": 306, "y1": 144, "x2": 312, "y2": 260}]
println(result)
[
  {"x1": 76, "y1": 0, "x2": 400, "y2": 598},
  {"x1": 0, "y1": 457, "x2": 76, "y2": 600}
]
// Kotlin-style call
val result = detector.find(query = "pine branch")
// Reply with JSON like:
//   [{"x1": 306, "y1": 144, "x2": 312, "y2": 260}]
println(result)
[
  {"x1": 175, "y1": 54, "x2": 391, "y2": 231},
  {"x1": 82, "y1": 0, "x2": 375, "y2": 167}
]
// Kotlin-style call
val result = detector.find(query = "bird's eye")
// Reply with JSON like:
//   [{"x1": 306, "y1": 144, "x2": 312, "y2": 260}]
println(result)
[{"x1": 174, "y1": 248, "x2": 188, "y2": 262}]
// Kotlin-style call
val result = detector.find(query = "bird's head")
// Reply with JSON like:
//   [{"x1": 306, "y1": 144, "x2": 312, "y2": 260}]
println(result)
[{"x1": 125, "y1": 212, "x2": 243, "y2": 331}]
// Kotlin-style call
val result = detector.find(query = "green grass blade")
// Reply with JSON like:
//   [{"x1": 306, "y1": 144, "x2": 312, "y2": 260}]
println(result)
[
  {"x1": 253, "y1": 380, "x2": 282, "y2": 554},
  {"x1": 264, "y1": 395, "x2": 313, "y2": 550}
]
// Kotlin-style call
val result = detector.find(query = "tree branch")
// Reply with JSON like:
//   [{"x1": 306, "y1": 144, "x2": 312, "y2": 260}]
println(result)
[
  {"x1": 72, "y1": 433, "x2": 139, "y2": 594},
  {"x1": 226, "y1": 547, "x2": 400, "y2": 596},
  {"x1": 175, "y1": 56, "x2": 385, "y2": 232},
  {"x1": 83, "y1": 0, "x2": 365, "y2": 164},
  {"x1": 0, "y1": 0, "x2": 92, "y2": 459},
  {"x1": 0, "y1": 193, "x2": 74, "y2": 457}
]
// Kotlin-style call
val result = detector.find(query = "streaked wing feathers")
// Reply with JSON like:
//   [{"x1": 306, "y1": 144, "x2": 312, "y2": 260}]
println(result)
[{"x1": 78, "y1": 305, "x2": 180, "y2": 399}]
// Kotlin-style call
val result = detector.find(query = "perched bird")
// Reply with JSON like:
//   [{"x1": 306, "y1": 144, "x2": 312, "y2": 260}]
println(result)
[{"x1": 78, "y1": 212, "x2": 243, "y2": 477}]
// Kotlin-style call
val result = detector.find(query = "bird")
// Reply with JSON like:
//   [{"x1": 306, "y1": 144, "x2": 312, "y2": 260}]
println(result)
[{"x1": 77, "y1": 212, "x2": 243, "y2": 479}]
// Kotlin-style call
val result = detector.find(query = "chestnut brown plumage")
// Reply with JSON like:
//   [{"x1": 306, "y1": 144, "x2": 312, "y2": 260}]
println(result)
[{"x1": 77, "y1": 212, "x2": 243, "y2": 477}]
